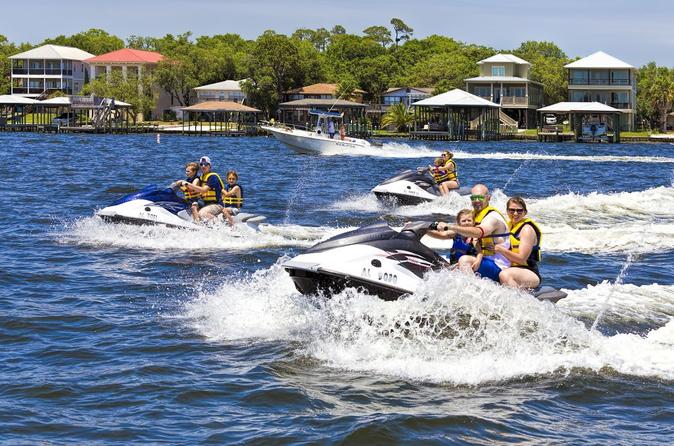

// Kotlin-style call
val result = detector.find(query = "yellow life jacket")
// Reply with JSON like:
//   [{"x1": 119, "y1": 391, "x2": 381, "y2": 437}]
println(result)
[
  {"x1": 200, "y1": 172, "x2": 225, "y2": 204},
  {"x1": 432, "y1": 159, "x2": 458, "y2": 183},
  {"x1": 508, "y1": 218, "x2": 542, "y2": 267},
  {"x1": 223, "y1": 183, "x2": 244, "y2": 208},
  {"x1": 474, "y1": 205, "x2": 507, "y2": 257},
  {"x1": 180, "y1": 176, "x2": 201, "y2": 200}
]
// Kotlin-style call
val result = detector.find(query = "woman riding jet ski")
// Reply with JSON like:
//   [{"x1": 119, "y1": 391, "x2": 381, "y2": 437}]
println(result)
[
  {"x1": 283, "y1": 221, "x2": 567, "y2": 303},
  {"x1": 371, "y1": 169, "x2": 471, "y2": 206},
  {"x1": 96, "y1": 184, "x2": 266, "y2": 230}
]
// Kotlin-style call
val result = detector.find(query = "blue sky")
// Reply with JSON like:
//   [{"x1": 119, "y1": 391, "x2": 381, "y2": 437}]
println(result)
[{"x1": 3, "y1": 0, "x2": 674, "y2": 66}]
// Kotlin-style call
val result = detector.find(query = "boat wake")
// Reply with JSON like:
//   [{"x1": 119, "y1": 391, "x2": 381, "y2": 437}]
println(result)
[
  {"x1": 453, "y1": 150, "x2": 674, "y2": 164},
  {"x1": 57, "y1": 216, "x2": 346, "y2": 251},
  {"x1": 184, "y1": 262, "x2": 674, "y2": 385}
]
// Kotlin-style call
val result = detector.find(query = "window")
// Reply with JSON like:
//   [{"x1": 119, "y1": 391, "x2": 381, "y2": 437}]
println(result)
[
  {"x1": 510, "y1": 87, "x2": 526, "y2": 97},
  {"x1": 474, "y1": 86, "x2": 491, "y2": 97},
  {"x1": 570, "y1": 70, "x2": 588, "y2": 85},
  {"x1": 491, "y1": 66, "x2": 505, "y2": 77}
]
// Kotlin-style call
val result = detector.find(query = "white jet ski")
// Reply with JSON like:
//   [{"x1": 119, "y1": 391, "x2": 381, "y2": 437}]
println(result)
[
  {"x1": 371, "y1": 169, "x2": 471, "y2": 206},
  {"x1": 283, "y1": 221, "x2": 567, "y2": 303},
  {"x1": 96, "y1": 185, "x2": 266, "y2": 230}
]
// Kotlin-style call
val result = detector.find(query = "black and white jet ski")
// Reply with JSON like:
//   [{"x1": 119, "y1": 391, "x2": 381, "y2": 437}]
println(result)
[
  {"x1": 96, "y1": 185, "x2": 266, "y2": 230},
  {"x1": 284, "y1": 221, "x2": 567, "y2": 303},
  {"x1": 371, "y1": 169, "x2": 471, "y2": 206}
]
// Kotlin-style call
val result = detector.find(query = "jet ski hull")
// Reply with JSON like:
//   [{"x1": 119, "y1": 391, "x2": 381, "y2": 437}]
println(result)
[
  {"x1": 97, "y1": 186, "x2": 266, "y2": 230},
  {"x1": 372, "y1": 190, "x2": 435, "y2": 206}
]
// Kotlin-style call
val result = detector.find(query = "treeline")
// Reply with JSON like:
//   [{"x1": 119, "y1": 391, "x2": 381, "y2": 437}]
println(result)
[{"x1": 1, "y1": 22, "x2": 673, "y2": 130}]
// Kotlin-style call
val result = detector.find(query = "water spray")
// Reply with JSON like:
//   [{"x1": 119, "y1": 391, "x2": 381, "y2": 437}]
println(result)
[{"x1": 590, "y1": 252, "x2": 638, "y2": 332}]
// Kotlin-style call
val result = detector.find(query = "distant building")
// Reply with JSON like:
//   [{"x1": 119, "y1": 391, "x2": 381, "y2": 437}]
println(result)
[
  {"x1": 9, "y1": 44, "x2": 94, "y2": 97},
  {"x1": 194, "y1": 80, "x2": 247, "y2": 103},
  {"x1": 564, "y1": 51, "x2": 637, "y2": 131},
  {"x1": 465, "y1": 54, "x2": 544, "y2": 129},
  {"x1": 368, "y1": 87, "x2": 433, "y2": 127},
  {"x1": 283, "y1": 83, "x2": 366, "y2": 103},
  {"x1": 85, "y1": 48, "x2": 168, "y2": 120}
]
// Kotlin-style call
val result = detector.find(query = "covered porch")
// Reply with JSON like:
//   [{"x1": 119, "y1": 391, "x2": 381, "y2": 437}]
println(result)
[
  {"x1": 411, "y1": 89, "x2": 501, "y2": 141},
  {"x1": 537, "y1": 102, "x2": 622, "y2": 143},
  {"x1": 181, "y1": 101, "x2": 260, "y2": 135}
]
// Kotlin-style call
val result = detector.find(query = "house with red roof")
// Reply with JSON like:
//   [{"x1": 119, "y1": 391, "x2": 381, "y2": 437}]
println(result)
[{"x1": 85, "y1": 48, "x2": 169, "y2": 119}]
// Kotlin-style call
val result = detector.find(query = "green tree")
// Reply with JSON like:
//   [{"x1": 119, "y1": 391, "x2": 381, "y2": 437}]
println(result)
[
  {"x1": 390, "y1": 18, "x2": 413, "y2": 47},
  {"x1": 381, "y1": 101, "x2": 414, "y2": 131},
  {"x1": 513, "y1": 41, "x2": 569, "y2": 104},
  {"x1": 81, "y1": 70, "x2": 155, "y2": 122},
  {"x1": 363, "y1": 26, "x2": 392, "y2": 47},
  {"x1": 637, "y1": 62, "x2": 674, "y2": 131},
  {"x1": 0, "y1": 35, "x2": 19, "y2": 94},
  {"x1": 42, "y1": 28, "x2": 124, "y2": 55},
  {"x1": 331, "y1": 25, "x2": 346, "y2": 35},
  {"x1": 244, "y1": 32, "x2": 304, "y2": 115}
]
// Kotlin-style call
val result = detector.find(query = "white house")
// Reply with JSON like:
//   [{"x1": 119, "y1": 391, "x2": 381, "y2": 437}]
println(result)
[
  {"x1": 9, "y1": 44, "x2": 94, "y2": 97},
  {"x1": 194, "y1": 80, "x2": 247, "y2": 104},
  {"x1": 564, "y1": 51, "x2": 637, "y2": 131}
]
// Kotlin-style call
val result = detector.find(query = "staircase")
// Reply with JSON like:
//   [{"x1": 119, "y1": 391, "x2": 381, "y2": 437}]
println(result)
[
  {"x1": 498, "y1": 110, "x2": 518, "y2": 134},
  {"x1": 91, "y1": 98, "x2": 115, "y2": 129}
]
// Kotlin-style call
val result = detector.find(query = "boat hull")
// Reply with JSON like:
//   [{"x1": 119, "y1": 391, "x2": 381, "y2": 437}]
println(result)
[{"x1": 261, "y1": 125, "x2": 371, "y2": 154}]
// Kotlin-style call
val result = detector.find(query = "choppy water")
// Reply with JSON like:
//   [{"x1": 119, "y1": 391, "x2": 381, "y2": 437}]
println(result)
[{"x1": 2, "y1": 133, "x2": 673, "y2": 444}]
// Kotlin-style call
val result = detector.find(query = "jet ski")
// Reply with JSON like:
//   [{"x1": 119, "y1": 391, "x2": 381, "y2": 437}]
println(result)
[
  {"x1": 283, "y1": 221, "x2": 567, "y2": 303},
  {"x1": 96, "y1": 185, "x2": 266, "y2": 230},
  {"x1": 371, "y1": 169, "x2": 471, "y2": 206}
]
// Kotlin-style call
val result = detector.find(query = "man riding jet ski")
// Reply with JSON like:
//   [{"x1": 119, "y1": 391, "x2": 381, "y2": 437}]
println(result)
[
  {"x1": 283, "y1": 221, "x2": 567, "y2": 303},
  {"x1": 96, "y1": 184, "x2": 266, "y2": 230}
]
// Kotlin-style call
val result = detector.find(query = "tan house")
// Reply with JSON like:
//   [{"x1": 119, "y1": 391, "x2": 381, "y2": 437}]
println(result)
[
  {"x1": 85, "y1": 48, "x2": 170, "y2": 120},
  {"x1": 564, "y1": 51, "x2": 637, "y2": 131},
  {"x1": 465, "y1": 54, "x2": 544, "y2": 129},
  {"x1": 283, "y1": 83, "x2": 366, "y2": 103}
]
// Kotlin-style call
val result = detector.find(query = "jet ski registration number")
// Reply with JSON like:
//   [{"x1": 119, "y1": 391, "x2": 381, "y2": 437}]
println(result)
[{"x1": 361, "y1": 267, "x2": 398, "y2": 284}]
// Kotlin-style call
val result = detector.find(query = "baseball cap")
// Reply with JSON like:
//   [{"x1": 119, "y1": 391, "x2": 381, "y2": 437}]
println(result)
[{"x1": 199, "y1": 156, "x2": 211, "y2": 165}]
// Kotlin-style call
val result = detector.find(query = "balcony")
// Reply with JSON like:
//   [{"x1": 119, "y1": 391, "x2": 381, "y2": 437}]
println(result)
[
  {"x1": 12, "y1": 88, "x2": 28, "y2": 94},
  {"x1": 12, "y1": 68, "x2": 28, "y2": 75},
  {"x1": 569, "y1": 79, "x2": 631, "y2": 86},
  {"x1": 500, "y1": 96, "x2": 528, "y2": 105},
  {"x1": 609, "y1": 102, "x2": 631, "y2": 109}
]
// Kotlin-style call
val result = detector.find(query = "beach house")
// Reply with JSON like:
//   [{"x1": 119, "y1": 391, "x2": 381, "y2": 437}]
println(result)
[
  {"x1": 564, "y1": 51, "x2": 637, "y2": 131},
  {"x1": 194, "y1": 80, "x2": 247, "y2": 103},
  {"x1": 282, "y1": 83, "x2": 366, "y2": 103},
  {"x1": 368, "y1": 87, "x2": 433, "y2": 128},
  {"x1": 464, "y1": 54, "x2": 544, "y2": 129},
  {"x1": 9, "y1": 44, "x2": 94, "y2": 98},
  {"x1": 85, "y1": 48, "x2": 169, "y2": 119}
]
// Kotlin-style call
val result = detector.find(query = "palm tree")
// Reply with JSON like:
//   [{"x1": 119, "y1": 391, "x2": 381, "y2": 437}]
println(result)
[{"x1": 381, "y1": 101, "x2": 414, "y2": 132}]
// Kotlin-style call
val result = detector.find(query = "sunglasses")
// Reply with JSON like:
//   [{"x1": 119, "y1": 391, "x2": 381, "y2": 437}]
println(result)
[
  {"x1": 200, "y1": 162, "x2": 210, "y2": 166},
  {"x1": 507, "y1": 208, "x2": 525, "y2": 214},
  {"x1": 470, "y1": 194, "x2": 486, "y2": 201}
]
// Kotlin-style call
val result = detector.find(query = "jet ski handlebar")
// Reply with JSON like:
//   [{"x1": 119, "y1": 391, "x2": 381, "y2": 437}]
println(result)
[{"x1": 398, "y1": 221, "x2": 438, "y2": 240}]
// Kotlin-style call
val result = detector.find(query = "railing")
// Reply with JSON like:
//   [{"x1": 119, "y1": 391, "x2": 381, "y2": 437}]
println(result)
[
  {"x1": 12, "y1": 88, "x2": 28, "y2": 94},
  {"x1": 609, "y1": 102, "x2": 631, "y2": 109},
  {"x1": 500, "y1": 96, "x2": 528, "y2": 105},
  {"x1": 45, "y1": 68, "x2": 62, "y2": 75},
  {"x1": 12, "y1": 69, "x2": 28, "y2": 75},
  {"x1": 569, "y1": 79, "x2": 631, "y2": 86},
  {"x1": 29, "y1": 68, "x2": 45, "y2": 75}
]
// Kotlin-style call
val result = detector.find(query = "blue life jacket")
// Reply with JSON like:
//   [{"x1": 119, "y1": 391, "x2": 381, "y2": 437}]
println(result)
[{"x1": 450, "y1": 234, "x2": 477, "y2": 264}]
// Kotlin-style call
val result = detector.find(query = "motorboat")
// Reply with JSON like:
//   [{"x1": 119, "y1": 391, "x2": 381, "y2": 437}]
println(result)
[
  {"x1": 371, "y1": 169, "x2": 471, "y2": 206},
  {"x1": 284, "y1": 221, "x2": 567, "y2": 303},
  {"x1": 260, "y1": 110, "x2": 375, "y2": 154},
  {"x1": 96, "y1": 185, "x2": 266, "y2": 230}
]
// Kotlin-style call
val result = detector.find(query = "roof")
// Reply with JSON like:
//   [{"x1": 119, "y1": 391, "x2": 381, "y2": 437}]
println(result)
[
  {"x1": 478, "y1": 54, "x2": 531, "y2": 65},
  {"x1": 194, "y1": 80, "x2": 245, "y2": 91},
  {"x1": 465, "y1": 76, "x2": 540, "y2": 83},
  {"x1": 10, "y1": 44, "x2": 94, "y2": 60},
  {"x1": 181, "y1": 101, "x2": 260, "y2": 112},
  {"x1": 0, "y1": 94, "x2": 39, "y2": 105},
  {"x1": 285, "y1": 83, "x2": 367, "y2": 95},
  {"x1": 86, "y1": 48, "x2": 164, "y2": 64},
  {"x1": 40, "y1": 97, "x2": 71, "y2": 105},
  {"x1": 537, "y1": 102, "x2": 622, "y2": 113},
  {"x1": 564, "y1": 51, "x2": 635, "y2": 69},
  {"x1": 412, "y1": 88, "x2": 500, "y2": 108},
  {"x1": 279, "y1": 98, "x2": 368, "y2": 108},
  {"x1": 383, "y1": 87, "x2": 434, "y2": 95}
]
